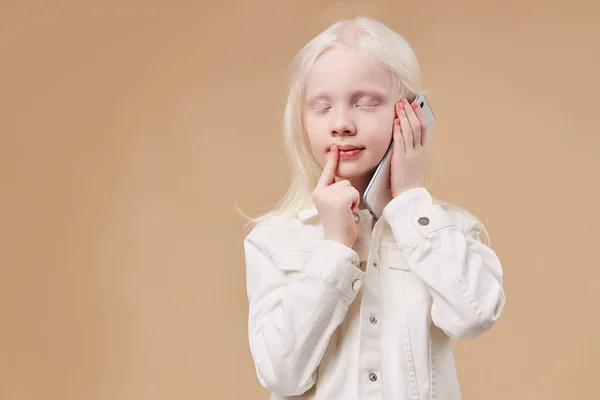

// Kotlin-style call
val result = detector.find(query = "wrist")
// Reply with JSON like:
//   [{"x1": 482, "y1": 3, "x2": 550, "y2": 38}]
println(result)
[{"x1": 392, "y1": 185, "x2": 426, "y2": 198}]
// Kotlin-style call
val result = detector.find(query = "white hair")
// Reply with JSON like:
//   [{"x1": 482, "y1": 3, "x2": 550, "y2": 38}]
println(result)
[{"x1": 237, "y1": 16, "x2": 491, "y2": 245}]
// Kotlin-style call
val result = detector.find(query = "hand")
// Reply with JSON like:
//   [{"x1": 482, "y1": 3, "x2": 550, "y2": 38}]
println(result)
[
  {"x1": 312, "y1": 145, "x2": 360, "y2": 248},
  {"x1": 390, "y1": 98, "x2": 427, "y2": 198}
]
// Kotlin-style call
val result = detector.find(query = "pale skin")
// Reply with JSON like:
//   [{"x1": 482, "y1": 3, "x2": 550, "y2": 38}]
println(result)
[{"x1": 307, "y1": 47, "x2": 428, "y2": 248}]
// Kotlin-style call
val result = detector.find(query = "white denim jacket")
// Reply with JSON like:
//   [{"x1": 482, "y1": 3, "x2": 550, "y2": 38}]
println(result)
[{"x1": 244, "y1": 187, "x2": 506, "y2": 400}]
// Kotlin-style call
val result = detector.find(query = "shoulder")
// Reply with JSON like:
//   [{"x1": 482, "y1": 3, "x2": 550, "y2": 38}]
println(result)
[{"x1": 244, "y1": 212, "x2": 322, "y2": 256}]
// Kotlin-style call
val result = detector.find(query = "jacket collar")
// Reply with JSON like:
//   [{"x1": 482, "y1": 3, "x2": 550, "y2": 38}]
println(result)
[
  {"x1": 297, "y1": 204, "x2": 377, "y2": 222},
  {"x1": 297, "y1": 204, "x2": 319, "y2": 222}
]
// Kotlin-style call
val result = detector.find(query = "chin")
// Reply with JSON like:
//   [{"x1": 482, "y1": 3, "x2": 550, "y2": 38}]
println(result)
[{"x1": 336, "y1": 163, "x2": 374, "y2": 180}]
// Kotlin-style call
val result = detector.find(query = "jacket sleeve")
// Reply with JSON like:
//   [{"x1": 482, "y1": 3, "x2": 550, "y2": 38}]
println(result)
[
  {"x1": 244, "y1": 226, "x2": 366, "y2": 396},
  {"x1": 382, "y1": 187, "x2": 506, "y2": 340}
]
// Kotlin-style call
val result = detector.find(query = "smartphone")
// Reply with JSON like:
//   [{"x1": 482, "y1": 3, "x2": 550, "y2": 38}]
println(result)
[{"x1": 362, "y1": 93, "x2": 436, "y2": 220}]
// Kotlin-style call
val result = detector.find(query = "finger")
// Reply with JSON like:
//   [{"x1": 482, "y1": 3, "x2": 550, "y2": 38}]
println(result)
[
  {"x1": 392, "y1": 117, "x2": 405, "y2": 155},
  {"x1": 351, "y1": 188, "x2": 360, "y2": 211},
  {"x1": 398, "y1": 102, "x2": 414, "y2": 150},
  {"x1": 412, "y1": 101, "x2": 428, "y2": 145},
  {"x1": 317, "y1": 145, "x2": 339, "y2": 188},
  {"x1": 331, "y1": 179, "x2": 351, "y2": 188},
  {"x1": 404, "y1": 101, "x2": 422, "y2": 147},
  {"x1": 342, "y1": 186, "x2": 360, "y2": 211}
]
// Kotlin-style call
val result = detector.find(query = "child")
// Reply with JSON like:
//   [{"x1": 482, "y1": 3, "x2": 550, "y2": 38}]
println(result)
[{"x1": 241, "y1": 16, "x2": 506, "y2": 400}]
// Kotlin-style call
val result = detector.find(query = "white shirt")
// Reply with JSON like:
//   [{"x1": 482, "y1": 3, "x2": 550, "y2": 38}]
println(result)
[{"x1": 244, "y1": 187, "x2": 506, "y2": 399}]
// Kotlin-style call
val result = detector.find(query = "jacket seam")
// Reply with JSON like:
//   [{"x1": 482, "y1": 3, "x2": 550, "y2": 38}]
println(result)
[
  {"x1": 429, "y1": 331, "x2": 436, "y2": 400},
  {"x1": 403, "y1": 271, "x2": 421, "y2": 400},
  {"x1": 397, "y1": 224, "x2": 454, "y2": 251}
]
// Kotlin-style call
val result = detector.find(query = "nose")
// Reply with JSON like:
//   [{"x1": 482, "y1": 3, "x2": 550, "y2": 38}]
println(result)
[{"x1": 330, "y1": 108, "x2": 356, "y2": 136}]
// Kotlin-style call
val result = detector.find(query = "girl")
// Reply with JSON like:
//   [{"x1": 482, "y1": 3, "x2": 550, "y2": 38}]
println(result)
[{"x1": 241, "y1": 16, "x2": 506, "y2": 400}]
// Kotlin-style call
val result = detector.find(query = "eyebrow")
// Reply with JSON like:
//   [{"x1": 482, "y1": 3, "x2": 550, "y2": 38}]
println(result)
[{"x1": 305, "y1": 88, "x2": 388, "y2": 103}]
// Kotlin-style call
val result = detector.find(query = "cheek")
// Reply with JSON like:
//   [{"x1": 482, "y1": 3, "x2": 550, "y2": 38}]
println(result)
[
  {"x1": 361, "y1": 112, "x2": 394, "y2": 146},
  {"x1": 304, "y1": 123, "x2": 328, "y2": 165}
]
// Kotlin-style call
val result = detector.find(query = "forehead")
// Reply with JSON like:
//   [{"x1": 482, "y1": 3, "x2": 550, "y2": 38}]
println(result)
[{"x1": 305, "y1": 47, "x2": 392, "y2": 96}]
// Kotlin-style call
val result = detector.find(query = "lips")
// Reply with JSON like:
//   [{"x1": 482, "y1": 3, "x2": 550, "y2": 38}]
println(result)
[
  {"x1": 333, "y1": 145, "x2": 365, "y2": 151},
  {"x1": 334, "y1": 145, "x2": 365, "y2": 159}
]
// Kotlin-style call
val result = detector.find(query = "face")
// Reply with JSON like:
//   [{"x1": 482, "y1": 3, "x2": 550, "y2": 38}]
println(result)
[{"x1": 303, "y1": 46, "x2": 397, "y2": 184}]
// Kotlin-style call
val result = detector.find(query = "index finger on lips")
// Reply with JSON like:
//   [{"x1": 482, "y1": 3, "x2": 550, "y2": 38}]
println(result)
[{"x1": 317, "y1": 145, "x2": 339, "y2": 188}]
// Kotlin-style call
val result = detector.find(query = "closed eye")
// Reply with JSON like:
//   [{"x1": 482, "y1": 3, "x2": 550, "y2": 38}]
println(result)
[
  {"x1": 314, "y1": 105, "x2": 331, "y2": 113},
  {"x1": 355, "y1": 96, "x2": 380, "y2": 110},
  {"x1": 309, "y1": 102, "x2": 332, "y2": 113},
  {"x1": 356, "y1": 104, "x2": 378, "y2": 110}
]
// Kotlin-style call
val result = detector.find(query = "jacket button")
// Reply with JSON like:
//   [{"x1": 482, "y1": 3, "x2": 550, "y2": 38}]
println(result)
[
  {"x1": 418, "y1": 217, "x2": 430, "y2": 226},
  {"x1": 373, "y1": 260, "x2": 378, "y2": 268},
  {"x1": 352, "y1": 279, "x2": 362, "y2": 291},
  {"x1": 370, "y1": 317, "x2": 378, "y2": 324},
  {"x1": 369, "y1": 373, "x2": 378, "y2": 382}
]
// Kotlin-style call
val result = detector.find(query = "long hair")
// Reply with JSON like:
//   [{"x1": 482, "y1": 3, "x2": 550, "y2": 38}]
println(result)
[{"x1": 236, "y1": 16, "x2": 491, "y2": 245}]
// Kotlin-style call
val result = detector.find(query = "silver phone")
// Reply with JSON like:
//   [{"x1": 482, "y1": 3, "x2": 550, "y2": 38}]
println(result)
[{"x1": 363, "y1": 94, "x2": 436, "y2": 220}]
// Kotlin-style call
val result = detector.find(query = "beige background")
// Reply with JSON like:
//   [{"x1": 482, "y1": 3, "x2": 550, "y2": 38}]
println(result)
[{"x1": 1, "y1": 0, "x2": 599, "y2": 399}]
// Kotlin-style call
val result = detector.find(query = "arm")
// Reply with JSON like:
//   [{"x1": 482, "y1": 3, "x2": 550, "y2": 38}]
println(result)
[
  {"x1": 244, "y1": 227, "x2": 365, "y2": 395},
  {"x1": 383, "y1": 187, "x2": 506, "y2": 340}
]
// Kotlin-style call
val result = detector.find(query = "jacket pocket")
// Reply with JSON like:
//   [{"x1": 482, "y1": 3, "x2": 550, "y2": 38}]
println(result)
[
  {"x1": 382, "y1": 244, "x2": 412, "y2": 271},
  {"x1": 271, "y1": 249, "x2": 313, "y2": 273}
]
